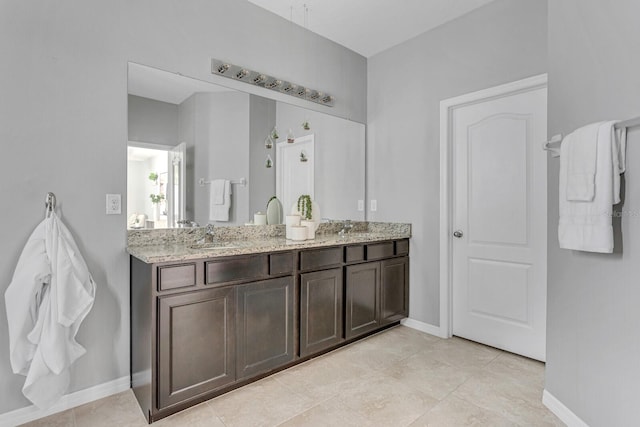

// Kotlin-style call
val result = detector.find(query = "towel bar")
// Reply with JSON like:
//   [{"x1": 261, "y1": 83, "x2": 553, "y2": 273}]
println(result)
[
  {"x1": 198, "y1": 178, "x2": 247, "y2": 187},
  {"x1": 543, "y1": 115, "x2": 640, "y2": 157}
]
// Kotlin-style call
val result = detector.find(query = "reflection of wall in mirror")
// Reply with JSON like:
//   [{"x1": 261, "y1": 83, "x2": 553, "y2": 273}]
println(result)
[
  {"x1": 276, "y1": 102, "x2": 365, "y2": 221},
  {"x1": 129, "y1": 92, "x2": 278, "y2": 227}
]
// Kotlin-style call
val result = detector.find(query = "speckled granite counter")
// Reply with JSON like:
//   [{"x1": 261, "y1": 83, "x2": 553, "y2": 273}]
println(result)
[{"x1": 127, "y1": 222, "x2": 411, "y2": 264}]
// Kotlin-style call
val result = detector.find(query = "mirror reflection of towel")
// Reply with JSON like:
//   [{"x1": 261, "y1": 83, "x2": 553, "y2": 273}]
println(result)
[{"x1": 210, "y1": 180, "x2": 231, "y2": 221}]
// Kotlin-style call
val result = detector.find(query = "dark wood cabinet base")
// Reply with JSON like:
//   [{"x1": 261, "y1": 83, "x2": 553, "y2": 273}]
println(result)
[{"x1": 131, "y1": 239, "x2": 409, "y2": 423}]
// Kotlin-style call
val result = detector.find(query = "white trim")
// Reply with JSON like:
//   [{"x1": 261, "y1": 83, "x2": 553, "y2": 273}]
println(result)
[
  {"x1": 0, "y1": 376, "x2": 130, "y2": 427},
  {"x1": 542, "y1": 389, "x2": 590, "y2": 427},
  {"x1": 401, "y1": 318, "x2": 448, "y2": 339},
  {"x1": 439, "y1": 73, "x2": 548, "y2": 338}
]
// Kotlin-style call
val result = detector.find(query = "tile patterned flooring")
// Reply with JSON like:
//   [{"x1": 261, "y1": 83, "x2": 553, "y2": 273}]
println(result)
[{"x1": 22, "y1": 326, "x2": 564, "y2": 426}]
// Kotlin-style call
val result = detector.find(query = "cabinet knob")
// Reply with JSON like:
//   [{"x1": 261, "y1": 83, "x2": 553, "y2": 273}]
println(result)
[{"x1": 453, "y1": 230, "x2": 463, "y2": 238}]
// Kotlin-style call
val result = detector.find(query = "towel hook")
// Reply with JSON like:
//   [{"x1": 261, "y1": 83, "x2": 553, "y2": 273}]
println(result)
[{"x1": 45, "y1": 192, "x2": 56, "y2": 217}]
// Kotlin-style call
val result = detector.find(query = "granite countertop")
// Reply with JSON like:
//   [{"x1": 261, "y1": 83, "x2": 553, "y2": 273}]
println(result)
[{"x1": 127, "y1": 230, "x2": 411, "y2": 264}]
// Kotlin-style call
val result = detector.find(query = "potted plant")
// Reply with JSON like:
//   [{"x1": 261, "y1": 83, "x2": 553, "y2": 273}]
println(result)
[
  {"x1": 297, "y1": 194, "x2": 312, "y2": 220},
  {"x1": 150, "y1": 193, "x2": 165, "y2": 221},
  {"x1": 148, "y1": 172, "x2": 158, "y2": 184}
]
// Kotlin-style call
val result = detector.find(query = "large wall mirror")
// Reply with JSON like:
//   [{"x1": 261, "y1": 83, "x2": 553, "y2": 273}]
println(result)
[{"x1": 126, "y1": 63, "x2": 365, "y2": 229}]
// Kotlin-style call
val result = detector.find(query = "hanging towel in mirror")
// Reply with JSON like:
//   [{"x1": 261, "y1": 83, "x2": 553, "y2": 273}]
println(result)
[{"x1": 210, "y1": 179, "x2": 231, "y2": 221}]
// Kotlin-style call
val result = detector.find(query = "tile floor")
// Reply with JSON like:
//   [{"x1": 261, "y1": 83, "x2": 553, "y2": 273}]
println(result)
[{"x1": 22, "y1": 326, "x2": 564, "y2": 426}]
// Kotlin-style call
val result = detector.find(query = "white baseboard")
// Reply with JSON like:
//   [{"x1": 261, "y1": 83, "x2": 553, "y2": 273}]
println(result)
[
  {"x1": 401, "y1": 317, "x2": 449, "y2": 338},
  {"x1": 0, "y1": 376, "x2": 130, "y2": 427},
  {"x1": 542, "y1": 389, "x2": 589, "y2": 427}
]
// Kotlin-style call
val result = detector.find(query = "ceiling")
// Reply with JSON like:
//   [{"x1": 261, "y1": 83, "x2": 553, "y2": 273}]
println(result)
[
  {"x1": 128, "y1": 63, "x2": 232, "y2": 105},
  {"x1": 247, "y1": 0, "x2": 496, "y2": 58}
]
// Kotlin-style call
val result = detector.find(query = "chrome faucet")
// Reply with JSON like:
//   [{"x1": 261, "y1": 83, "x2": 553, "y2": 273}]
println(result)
[
  {"x1": 338, "y1": 220, "x2": 353, "y2": 237},
  {"x1": 177, "y1": 219, "x2": 200, "y2": 227},
  {"x1": 197, "y1": 224, "x2": 216, "y2": 244}
]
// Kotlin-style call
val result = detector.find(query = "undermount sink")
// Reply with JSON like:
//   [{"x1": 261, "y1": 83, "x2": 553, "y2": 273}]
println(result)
[{"x1": 189, "y1": 242, "x2": 239, "y2": 250}]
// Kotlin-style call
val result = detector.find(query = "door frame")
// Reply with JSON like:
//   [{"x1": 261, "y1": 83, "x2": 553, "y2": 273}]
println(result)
[{"x1": 439, "y1": 74, "x2": 547, "y2": 338}]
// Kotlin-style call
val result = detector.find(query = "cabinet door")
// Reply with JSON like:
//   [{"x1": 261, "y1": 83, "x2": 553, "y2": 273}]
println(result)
[
  {"x1": 300, "y1": 268, "x2": 344, "y2": 357},
  {"x1": 381, "y1": 257, "x2": 409, "y2": 324},
  {"x1": 236, "y1": 277, "x2": 294, "y2": 379},
  {"x1": 157, "y1": 287, "x2": 235, "y2": 409},
  {"x1": 345, "y1": 262, "x2": 380, "y2": 339}
]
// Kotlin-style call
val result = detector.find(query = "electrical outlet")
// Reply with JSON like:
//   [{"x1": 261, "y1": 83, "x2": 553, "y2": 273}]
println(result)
[
  {"x1": 371, "y1": 199, "x2": 377, "y2": 212},
  {"x1": 357, "y1": 200, "x2": 364, "y2": 211},
  {"x1": 106, "y1": 194, "x2": 121, "y2": 215}
]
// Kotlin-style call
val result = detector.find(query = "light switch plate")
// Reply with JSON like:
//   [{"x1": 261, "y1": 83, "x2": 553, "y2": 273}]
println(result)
[
  {"x1": 106, "y1": 194, "x2": 121, "y2": 215},
  {"x1": 370, "y1": 200, "x2": 377, "y2": 212},
  {"x1": 357, "y1": 200, "x2": 364, "y2": 211}
]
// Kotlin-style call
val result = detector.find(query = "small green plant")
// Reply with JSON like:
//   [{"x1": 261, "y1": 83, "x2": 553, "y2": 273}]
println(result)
[
  {"x1": 297, "y1": 195, "x2": 312, "y2": 220},
  {"x1": 302, "y1": 120, "x2": 310, "y2": 130},
  {"x1": 150, "y1": 193, "x2": 165, "y2": 204},
  {"x1": 148, "y1": 172, "x2": 158, "y2": 182}
]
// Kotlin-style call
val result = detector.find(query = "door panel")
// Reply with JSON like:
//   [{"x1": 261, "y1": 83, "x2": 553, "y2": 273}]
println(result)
[
  {"x1": 157, "y1": 287, "x2": 235, "y2": 409},
  {"x1": 345, "y1": 262, "x2": 380, "y2": 339},
  {"x1": 300, "y1": 268, "x2": 344, "y2": 357},
  {"x1": 452, "y1": 85, "x2": 547, "y2": 361},
  {"x1": 236, "y1": 277, "x2": 294, "y2": 379}
]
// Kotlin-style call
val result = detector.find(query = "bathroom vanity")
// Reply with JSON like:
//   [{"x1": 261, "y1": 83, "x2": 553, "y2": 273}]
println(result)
[{"x1": 128, "y1": 223, "x2": 410, "y2": 423}]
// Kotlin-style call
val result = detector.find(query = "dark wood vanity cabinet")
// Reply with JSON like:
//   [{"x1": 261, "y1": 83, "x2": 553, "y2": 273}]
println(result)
[
  {"x1": 130, "y1": 238, "x2": 409, "y2": 423},
  {"x1": 345, "y1": 243, "x2": 410, "y2": 339},
  {"x1": 299, "y1": 268, "x2": 344, "y2": 357},
  {"x1": 157, "y1": 287, "x2": 235, "y2": 409}
]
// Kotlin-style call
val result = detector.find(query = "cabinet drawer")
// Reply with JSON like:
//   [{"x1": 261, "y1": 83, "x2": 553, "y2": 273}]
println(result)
[
  {"x1": 270, "y1": 252, "x2": 295, "y2": 275},
  {"x1": 345, "y1": 245, "x2": 365, "y2": 263},
  {"x1": 206, "y1": 255, "x2": 269, "y2": 285},
  {"x1": 300, "y1": 247, "x2": 343, "y2": 271},
  {"x1": 395, "y1": 240, "x2": 409, "y2": 256},
  {"x1": 366, "y1": 242, "x2": 394, "y2": 260},
  {"x1": 157, "y1": 263, "x2": 196, "y2": 291}
]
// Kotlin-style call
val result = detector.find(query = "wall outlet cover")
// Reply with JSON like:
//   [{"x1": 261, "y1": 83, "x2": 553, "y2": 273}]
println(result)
[
  {"x1": 370, "y1": 199, "x2": 377, "y2": 212},
  {"x1": 106, "y1": 194, "x2": 121, "y2": 215},
  {"x1": 357, "y1": 200, "x2": 364, "y2": 211}
]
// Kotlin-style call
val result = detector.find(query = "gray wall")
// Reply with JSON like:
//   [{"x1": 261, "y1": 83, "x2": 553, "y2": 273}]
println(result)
[
  {"x1": 204, "y1": 92, "x2": 250, "y2": 226},
  {"x1": 249, "y1": 95, "x2": 277, "y2": 216},
  {"x1": 127, "y1": 95, "x2": 179, "y2": 145},
  {"x1": 367, "y1": 0, "x2": 547, "y2": 325},
  {"x1": 0, "y1": 0, "x2": 365, "y2": 415},
  {"x1": 545, "y1": 1, "x2": 640, "y2": 424}
]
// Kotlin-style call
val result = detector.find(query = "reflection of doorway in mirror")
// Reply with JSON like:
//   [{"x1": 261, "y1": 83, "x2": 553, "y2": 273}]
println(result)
[
  {"x1": 276, "y1": 134, "x2": 314, "y2": 217},
  {"x1": 127, "y1": 142, "x2": 185, "y2": 229}
]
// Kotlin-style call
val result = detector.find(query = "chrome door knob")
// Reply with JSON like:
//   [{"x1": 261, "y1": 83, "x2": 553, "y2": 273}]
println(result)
[{"x1": 453, "y1": 230, "x2": 464, "y2": 238}]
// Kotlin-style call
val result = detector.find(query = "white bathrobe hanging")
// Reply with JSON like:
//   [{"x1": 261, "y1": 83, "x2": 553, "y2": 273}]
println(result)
[{"x1": 5, "y1": 212, "x2": 96, "y2": 409}]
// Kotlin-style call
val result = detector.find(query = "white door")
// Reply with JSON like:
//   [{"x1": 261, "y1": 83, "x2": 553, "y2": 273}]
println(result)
[
  {"x1": 276, "y1": 134, "x2": 314, "y2": 214},
  {"x1": 167, "y1": 142, "x2": 186, "y2": 228},
  {"x1": 451, "y1": 86, "x2": 547, "y2": 361}
]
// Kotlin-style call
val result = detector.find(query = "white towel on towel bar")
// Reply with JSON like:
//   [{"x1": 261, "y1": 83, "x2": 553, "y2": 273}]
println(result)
[
  {"x1": 558, "y1": 121, "x2": 626, "y2": 253},
  {"x1": 209, "y1": 179, "x2": 231, "y2": 221},
  {"x1": 5, "y1": 212, "x2": 96, "y2": 408},
  {"x1": 565, "y1": 122, "x2": 601, "y2": 201}
]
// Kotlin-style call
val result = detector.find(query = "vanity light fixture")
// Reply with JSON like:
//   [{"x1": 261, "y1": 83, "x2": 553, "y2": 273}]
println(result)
[
  {"x1": 265, "y1": 154, "x2": 273, "y2": 168},
  {"x1": 211, "y1": 58, "x2": 335, "y2": 107},
  {"x1": 264, "y1": 135, "x2": 274, "y2": 149}
]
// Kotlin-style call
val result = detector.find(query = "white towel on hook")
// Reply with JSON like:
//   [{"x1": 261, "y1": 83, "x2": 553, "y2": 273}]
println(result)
[
  {"x1": 5, "y1": 212, "x2": 96, "y2": 408},
  {"x1": 558, "y1": 121, "x2": 626, "y2": 253},
  {"x1": 209, "y1": 179, "x2": 231, "y2": 222}
]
